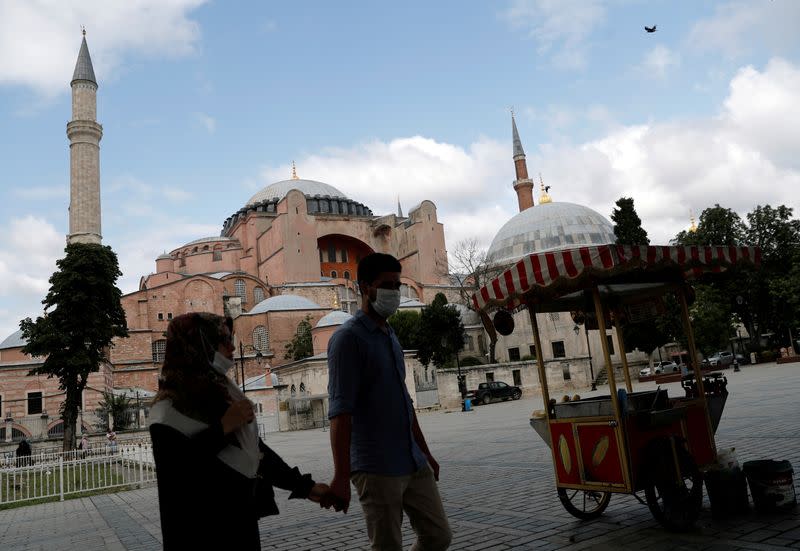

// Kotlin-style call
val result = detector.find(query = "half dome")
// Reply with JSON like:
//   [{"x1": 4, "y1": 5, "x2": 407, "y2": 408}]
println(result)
[
  {"x1": 315, "y1": 310, "x2": 353, "y2": 328},
  {"x1": 487, "y1": 202, "x2": 616, "y2": 266},
  {"x1": 0, "y1": 329, "x2": 26, "y2": 350},
  {"x1": 246, "y1": 179, "x2": 347, "y2": 207},
  {"x1": 248, "y1": 294, "x2": 325, "y2": 314}
]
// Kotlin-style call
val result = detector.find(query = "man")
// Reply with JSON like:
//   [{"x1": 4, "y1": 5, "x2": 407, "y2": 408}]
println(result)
[{"x1": 327, "y1": 253, "x2": 451, "y2": 551}]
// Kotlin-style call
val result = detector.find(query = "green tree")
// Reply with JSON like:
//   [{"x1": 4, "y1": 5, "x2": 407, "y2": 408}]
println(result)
[
  {"x1": 284, "y1": 315, "x2": 313, "y2": 361},
  {"x1": 611, "y1": 197, "x2": 650, "y2": 245},
  {"x1": 95, "y1": 391, "x2": 134, "y2": 431},
  {"x1": 20, "y1": 243, "x2": 128, "y2": 451},
  {"x1": 416, "y1": 293, "x2": 466, "y2": 368},
  {"x1": 689, "y1": 286, "x2": 735, "y2": 357},
  {"x1": 673, "y1": 204, "x2": 745, "y2": 246},
  {"x1": 388, "y1": 310, "x2": 421, "y2": 350}
]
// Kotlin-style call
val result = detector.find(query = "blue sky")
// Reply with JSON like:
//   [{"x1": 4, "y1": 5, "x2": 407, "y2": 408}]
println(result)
[{"x1": 1, "y1": 0, "x2": 799, "y2": 338}]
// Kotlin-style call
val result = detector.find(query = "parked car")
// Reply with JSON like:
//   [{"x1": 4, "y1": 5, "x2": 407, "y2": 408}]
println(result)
[
  {"x1": 639, "y1": 366, "x2": 652, "y2": 376},
  {"x1": 706, "y1": 351, "x2": 735, "y2": 368},
  {"x1": 734, "y1": 353, "x2": 748, "y2": 365},
  {"x1": 466, "y1": 381, "x2": 522, "y2": 405},
  {"x1": 655, "y1": 361, "x2": 678, "y2": 373}
]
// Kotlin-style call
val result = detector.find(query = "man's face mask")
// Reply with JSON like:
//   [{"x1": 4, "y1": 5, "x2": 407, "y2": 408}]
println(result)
[{"x1": 371, "y1": 287, "x2": 401, "y2": 318}]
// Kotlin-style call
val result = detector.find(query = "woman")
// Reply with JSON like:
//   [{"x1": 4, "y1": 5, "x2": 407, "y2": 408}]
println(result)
[{"x1": 149, "y1": 312, "x2": 330, "y2": 550}]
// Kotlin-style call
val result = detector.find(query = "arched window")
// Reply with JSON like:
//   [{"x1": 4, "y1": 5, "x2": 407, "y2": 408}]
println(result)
[
  {"x1": 253, "y1": 326, "x2": 269, "y2": 351},
  {"x1": 290, "y1": 384, "x2": 296, "y2": 397},
  {"x1": 297, "y1": 321, "x2": 311, "y2": 339},
  {"x1": 343, "y1": 271, "x2": 351, "y2": 280},
  {"x1": 330, "y1": 270, "x2": 338, "y2": 278},
  {"x1": 299, "y1": 382, "x2": 306, "y2": 395},
  {"x1": 253, "y1": 286, "x2": 265, "y2": 304},
  {"x1": 234, "y1": 279, "x2": 246, "y2": 303},
  {"x1": 152, "y1": 340, "x2": 166, "y2": 363}
]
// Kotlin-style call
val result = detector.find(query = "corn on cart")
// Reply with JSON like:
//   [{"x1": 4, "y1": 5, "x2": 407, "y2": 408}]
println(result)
[{"x1": 471, "y1": 244, "x2": 760, "y2": 531}]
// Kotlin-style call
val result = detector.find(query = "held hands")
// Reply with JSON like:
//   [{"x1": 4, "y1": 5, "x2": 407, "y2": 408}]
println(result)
[
  {"x1": 221, "y1": 399, "x2": 255, "y2": 435},
  {"x1": 308, "y1": 482, "x2": 350, "y2": 513},
  {"x1": 325, "y1": 475, "x2": 351, "y2": 513}
]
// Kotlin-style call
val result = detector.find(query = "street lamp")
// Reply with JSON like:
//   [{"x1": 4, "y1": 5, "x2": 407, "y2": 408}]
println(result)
[
  {"x1": 238, "y1": 341, "x2": 247, "y2": 392},
  {"x1": 574, "y1": 324, "x2": 596, "y2": 391},
  {"x1": 443, "y1": 335, "x2": 467, "y2": 411}
]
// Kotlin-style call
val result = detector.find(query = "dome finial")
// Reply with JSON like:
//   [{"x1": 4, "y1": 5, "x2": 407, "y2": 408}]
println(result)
[
  {"x1": 291, "y1": 161, "x2": 299, "y2": 180},
  {"x1": 81, "y1": 26, "x2": 86, "y2": 37},
  {"x1": 538, "y1": 174, "x2": 552, "y2": 204},
  {"x1": 689, "y1": 210, "x2": 698, "y2": 233}
]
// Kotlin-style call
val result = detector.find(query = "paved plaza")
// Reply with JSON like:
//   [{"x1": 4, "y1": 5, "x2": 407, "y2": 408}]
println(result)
[{"x1": 0, "y1": 363, "x2": 798, "y2": 550}]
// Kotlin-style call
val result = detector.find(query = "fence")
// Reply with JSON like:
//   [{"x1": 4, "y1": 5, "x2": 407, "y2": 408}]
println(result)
[{"x1": 0, "y1": 443, "x2": 156, "y2": 507}]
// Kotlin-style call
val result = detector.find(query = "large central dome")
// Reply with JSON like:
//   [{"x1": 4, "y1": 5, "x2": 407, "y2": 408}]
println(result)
[
  {"x1": 487, "y1": 202, "x2": 616, "y2": 265},
  {"x1": 246, "y1": 179, "x2": 348, "y2": 207}
]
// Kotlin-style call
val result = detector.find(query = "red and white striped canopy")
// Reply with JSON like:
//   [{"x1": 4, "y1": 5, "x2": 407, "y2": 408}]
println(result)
[{"x1": 471, "y1": 244, "x2": 760, "y2": 311}]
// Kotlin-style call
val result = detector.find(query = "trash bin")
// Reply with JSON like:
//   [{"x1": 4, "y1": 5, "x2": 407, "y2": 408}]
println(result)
[
  {"x1": 743, "y1": 460, "x2": 797, "y2": 512},
  {"x1": 464, "y1": 398, "x2": 472, "y2": 412},
  {"x1": 705, "y1": 468, "x2": 749, "y2": 518}
]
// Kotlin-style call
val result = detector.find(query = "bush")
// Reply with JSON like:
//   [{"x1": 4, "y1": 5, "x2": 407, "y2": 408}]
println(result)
[
  {"x1": 459, "y1": 356, "x2": 484, "y2": 366},
  {"x1": 759, "y1": 350, "x2": 776, "y2": 362}
]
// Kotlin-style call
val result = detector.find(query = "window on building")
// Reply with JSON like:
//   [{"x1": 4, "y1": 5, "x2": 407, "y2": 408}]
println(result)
[
  {"x1": 343, "y1": 271, "x2": 350, "y2": 280},
  {"x1": 508, "y1": 347, "x2": 521, "y2": 361},
  {"x1": 253, "y1": 326, "x2": 270, "y2": 351},
  {"x1": 529, "y1": 344, "x2": 537, "y2": 358},
  {"x1": 562, "y1": 364, "x2": 572, "y2": 381},
  {"x1": 0, "y1": 396, "x2": 3, "y2": 418},
  {"x1": 253, "y1": 287, "x2": 265, "y2": 304},
  {"x1": 552, "y1": 341, "x2": 566, "y2": 358},
  {"x1": 607, "y1": 334, "x2": 615, "y2": 355},
  {"x1": 157, "y1": 312, "x2": 164, "y2": 321},
  {"x1": 512, "y1": 369, "x2": 522, "y2": 386},
  {"x1": 299, "y1": 382, "x2": 306, "y2": 395},
  {"x1": 328, "y1": 244, "x2": 336, "y2": 263},
  {"x1": 318, "y1": 249, "x2": 323, "y2": 263},
  {"x1": 485, "y1": 372, "x2": 494, "y2": 383},
  {"x1": 167, "y1": 312, "x2": 173, "y2": 320},
  {"x1": 213, "y1": 250, "x2": 222, "y2": 262},
  {"x1": 234, "y1": 279, "x2": 246, "y2": 303},
  {"x1": 152, "y1": 340, "x2": 166, "y2": 363},
  {"x1": 297, "y1": 321, "x2": 311, "y2": 339},
  {"x1": 340, "y1": 249, "x2": 348, "y2": 262},
  {"x1": 27, "y1": 392, "x2": 43, "y2": 415},
  {"x1": 330, "y1": 270, "x2": 337, "y2": 278},
  {"x1": 467, "y1": 336, "x2": 474, "y2": 351},
  {"x1": 179, "y1": 256, "x2": 186, "y2": 267},
  {"x1": 290, "y1": 385, "x2": 296, "y2": 397},
  {"x1": 256, "y1": 402, "x2": 263, "y2": 414},
  {"x1": 549, "y1": 312, "x2": 561, "y2": 322}
]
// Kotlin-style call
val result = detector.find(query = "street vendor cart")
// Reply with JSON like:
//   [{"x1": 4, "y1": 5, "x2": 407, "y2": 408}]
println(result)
[{"x1": 471, "y1": 244, "x2": 760, "y2": 531}]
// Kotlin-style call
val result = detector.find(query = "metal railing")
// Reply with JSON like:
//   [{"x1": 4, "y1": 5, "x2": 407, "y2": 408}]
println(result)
[{"x1": 0, "y1": 443, "x2": 156, "y2": 507}]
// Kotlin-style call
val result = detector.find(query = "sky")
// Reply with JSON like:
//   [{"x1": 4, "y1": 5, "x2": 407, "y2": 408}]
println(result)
[{"x1": 1, "y1": 0, "x2": 799, "y2": 339}]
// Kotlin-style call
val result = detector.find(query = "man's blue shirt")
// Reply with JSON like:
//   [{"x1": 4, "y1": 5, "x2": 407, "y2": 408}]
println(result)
[{"x1": 327, "y1": 310, "x2": 428, "y2": 476}]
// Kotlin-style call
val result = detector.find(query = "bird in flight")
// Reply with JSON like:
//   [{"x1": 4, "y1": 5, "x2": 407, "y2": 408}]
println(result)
[
  {"x1": 544, "y1": 185, "x2": 551, "y2": 193},
  {"x1": 644, "y1": 25, "x2": 657, "y2": 33}
]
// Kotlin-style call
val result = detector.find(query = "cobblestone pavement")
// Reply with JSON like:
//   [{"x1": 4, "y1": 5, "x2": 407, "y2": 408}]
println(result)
[{"x1": 1, "y1": 363, "x2": 798, "y2": 550}]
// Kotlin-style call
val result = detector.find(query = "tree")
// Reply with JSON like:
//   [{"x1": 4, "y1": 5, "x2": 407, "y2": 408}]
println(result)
[
  {"x1": 674, "y1": 204, "x2": 745, "y2": 246},
  {"x1": 20, "y1": 243, "x2": 128, "y2": 451},
  {"x1": 388, "y1": 310, "x2": 421, "y2": 350},
  {"x1": 689, "y1": 286, "x2": 735, "y2": 357},
  {"x1": 448, "y1": 238, "x2": 504, "y2": 362},
  {"x1": 611, "y1": 197, "x2": 650, "y2": 245},
  {"x1": 96, "y1": 391, "x2": 134, "y2": 431},
  {"x1": 416, "y1": 293, "x2": 466, "y2": 369},
  {"x1": 284, "y1": 315, "x2": 313, "y2": 361}
]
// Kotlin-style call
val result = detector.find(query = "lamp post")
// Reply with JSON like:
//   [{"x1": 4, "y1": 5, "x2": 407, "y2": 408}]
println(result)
[
  {"x1": 238, "y1": 341, "x2": 246, "y2": 392},
  {"x1": 575, "y1": 324, "x2": 596, "y2": 391}
]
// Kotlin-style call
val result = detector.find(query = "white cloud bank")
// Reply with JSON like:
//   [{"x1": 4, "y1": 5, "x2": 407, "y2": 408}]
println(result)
[{"x1": 0, "y1": 0, "x2": 207, "y2": 96}]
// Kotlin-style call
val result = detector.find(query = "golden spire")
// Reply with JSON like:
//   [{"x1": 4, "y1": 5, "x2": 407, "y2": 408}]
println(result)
[
  {"x1": 291, "y1": 161, "x2": 298, "y2": 180},
  {"x1": 689, "y1": 210, "x2": 698, "y2": 233},
  {"x1": 332, "y1": 289, "x2": 340, "y2": 309},
  {"x1": 538, "y1": 173, "x2": 552, "y2": 204}
]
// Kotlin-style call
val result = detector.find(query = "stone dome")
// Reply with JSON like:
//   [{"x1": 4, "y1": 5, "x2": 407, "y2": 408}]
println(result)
[
  {"x1": 248, "y1": 294, "x2": 325, "y2": 314},
  {"x1": 487, "y1": 202, "x2": 616, "y2": 265},
  {"x1": 315, "y1": 310, "x2": 353, "y2": 328},
  {"x1": 0, "y1": 329, "x2": 26, "y2": 350},
  {"x1": 246, "y1": 179, "x2": 348, "y2": 207}
]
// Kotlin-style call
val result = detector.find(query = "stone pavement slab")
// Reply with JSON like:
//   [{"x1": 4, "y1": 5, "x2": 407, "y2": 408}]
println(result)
[{"x1": 0, "y1": 363, "x2": 798, "y2": 550}]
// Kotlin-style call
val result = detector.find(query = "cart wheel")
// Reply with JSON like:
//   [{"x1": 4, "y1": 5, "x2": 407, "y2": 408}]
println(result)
[
  {"x1": 557, "y1": 487, "x2": 611, "y2": 520},
  {"x1": 643, "y1": 438, "x2": 703, "y2": 532},
  {"x1": 482, "y1": 394, "x2": 491, "y2": 405},
  {"x1": 512, "y1": 390, "x2": 522, "y2": 400}
]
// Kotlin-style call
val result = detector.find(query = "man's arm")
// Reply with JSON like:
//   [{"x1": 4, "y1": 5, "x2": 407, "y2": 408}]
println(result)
[
  {"x1": 411, "y1": 412, "x2": 440, "y2": 481},
  {"x1": 329, "y1": 414, "x2": 352, "y2": 512}
]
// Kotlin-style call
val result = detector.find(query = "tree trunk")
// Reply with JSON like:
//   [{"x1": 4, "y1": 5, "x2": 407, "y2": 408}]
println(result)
[
  {"x1": 489, "y1": 338, "x2": 497, "y2": 364},
  {"x1": 61, "y1": 388, "x2": 80, "y2": 451}
]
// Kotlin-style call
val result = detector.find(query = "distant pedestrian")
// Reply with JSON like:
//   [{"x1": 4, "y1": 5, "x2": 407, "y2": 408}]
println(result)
[
  {"x1": 79, "y1": 434, "x2": 90, "y2": 457},
  {"x1": 327, "y1": 253, "x2": 452, "y2": 550},
  {"x1": 106, "y1": 429, "x2": 118, "y2": 454},
  {"x1": 16, "y1": 438, "x2": 32, "y2": 467}
]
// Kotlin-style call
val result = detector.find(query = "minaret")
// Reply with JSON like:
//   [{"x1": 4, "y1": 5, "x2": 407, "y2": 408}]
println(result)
[
  {"x1": 397, "y1": 197, "x2": 403, "y2": 218},
  {"x1": 511, "y1": 112, "x2": 534, "y2": 212},
  {"x1": 67, "y1": 30, "x2": 103, "y2": 245}
]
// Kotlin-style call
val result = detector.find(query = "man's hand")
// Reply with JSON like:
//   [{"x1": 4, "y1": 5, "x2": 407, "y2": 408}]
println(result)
[
  {"x1": 427, "y1": 454, "x2": 440, "y2": 481},
  {"x1": 221, "y1": 399, "x2": 255, "y2": 435},
  {"x1": 308, "y1": 482, "x2": 331, "y2": 504},
  {"x1": 328, "y1": 475, "x2": 351, "y2": 513}
]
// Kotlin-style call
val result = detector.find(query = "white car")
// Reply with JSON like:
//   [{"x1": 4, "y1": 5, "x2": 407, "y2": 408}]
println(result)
[
  {"x1": 639, "y1": 367, "x2": 652, "y2": 376},
  {"x1": 655, "y1": 361, "x2": 678, "y2": 373}
]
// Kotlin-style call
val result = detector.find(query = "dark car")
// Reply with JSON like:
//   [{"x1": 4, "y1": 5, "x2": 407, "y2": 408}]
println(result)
[{"x1": 466, "y1": 381, "x2": 522, "y2": 405}]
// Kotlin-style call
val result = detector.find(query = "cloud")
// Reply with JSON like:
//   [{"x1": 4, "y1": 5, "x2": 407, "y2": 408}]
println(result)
[
  {"x1": 500, "y1": 0, "x2": 606, "y2": 69},
  {"x1": 639, "y1": 45, "x2": 680, "y2": 79},
  {"x1": 0, "y1": 0, "x2": 207, "y2": 96},
  {"x1": 12, "y1": 186, "x2": 68, "y2": 200},
  {"x1": 687, "y1": 0, "x2": 800, "y2": 59},
  {"x1": 107, "y1": 174, "x2": 193, "y2": 208},
  {"x1": 251, "y1": 57, "x2": 800, "y2": 264},
  {"x1": 194, "y1": 112, "x2": 216, "y2": 134}
]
